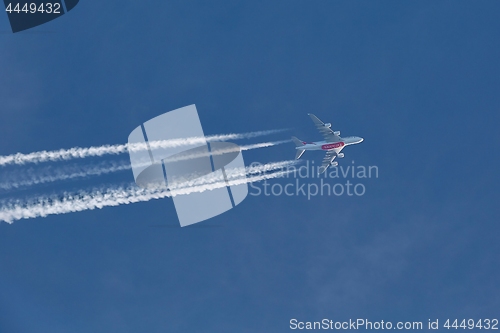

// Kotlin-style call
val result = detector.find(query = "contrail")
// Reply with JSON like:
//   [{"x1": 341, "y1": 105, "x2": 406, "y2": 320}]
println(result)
[
  {"x1": 0, "y1": 161, "x2": 296, "y2": 223},
  {"x1": 162, "y1": 139, "x2": 291, "y2": 164},
  {"x1": 0, "y1": 129, "x2": 288, "y2": 167},
  {"x1": 0, "y1": 160, "x2": 131, "y2": 191},
  {"x1": 166, "y1": 160, "x2": 298, "y2": 189},
  {"x1": 0, "y1": 140, "x2": 290, "y2": 191}
]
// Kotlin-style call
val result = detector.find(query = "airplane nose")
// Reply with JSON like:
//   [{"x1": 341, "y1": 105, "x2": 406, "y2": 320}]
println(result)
[{"x1": 358, "y1": 137, "x2": 364, "y2": 143}]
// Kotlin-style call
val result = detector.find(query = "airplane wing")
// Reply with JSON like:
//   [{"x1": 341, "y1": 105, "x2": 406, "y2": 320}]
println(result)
[
  {"x1": 308, "y1": 113, "x2": 342, "y2": 142},
  {"x1": 319, "y1": 150, "x2": 337, "y2": 174}
]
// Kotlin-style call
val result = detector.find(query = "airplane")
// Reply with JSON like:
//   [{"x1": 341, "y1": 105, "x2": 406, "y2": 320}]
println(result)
[{"x1": 292, "y1": 114, "x2": 364, "y2": 174}]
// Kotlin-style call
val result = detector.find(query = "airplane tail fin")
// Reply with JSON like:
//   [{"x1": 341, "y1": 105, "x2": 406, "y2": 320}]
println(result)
[
  {"x1": 291, "y1": 136, "x2": 305, "y2": 147},
  {"x1": 292, "y1": 136, "x2": 306, "y2": 160}
]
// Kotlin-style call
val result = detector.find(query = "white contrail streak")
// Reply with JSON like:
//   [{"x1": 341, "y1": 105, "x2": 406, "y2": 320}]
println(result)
[
  {"x1": 166, "y1": 160, "x2": 298, "y2": 189},
  {"x1": 162, "y1": 139, "x2": 291, "y2": 164},
  {"x1": 0, "y1": 140, "x2": 290, "y2": 191},
  {"x1": 0, "y1": 161, "x2": 131, "y2": 191},
  {"x1": 0, "y1": 162, "x2": 295, "y2": 223},
  {"x1": 0, "y1": 129, "x2": 288, "y2": 167}
]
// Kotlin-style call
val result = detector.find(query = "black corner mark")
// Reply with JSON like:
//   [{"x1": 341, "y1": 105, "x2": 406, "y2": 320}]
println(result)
[
  {"x1": 63, "y1": 0, "x2": 77, "y2": 11},
  {"x1": 3, "y1": 0, "x2": 79, "y2": 33}
]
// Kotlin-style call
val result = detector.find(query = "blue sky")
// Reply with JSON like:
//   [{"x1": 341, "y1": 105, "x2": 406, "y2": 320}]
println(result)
[{"x1": 0, "y1": 1, "x2": 499, "y2": 332}]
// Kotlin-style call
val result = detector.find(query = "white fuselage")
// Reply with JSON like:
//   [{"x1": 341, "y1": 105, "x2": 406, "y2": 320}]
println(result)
[{"x1": 296, "y1": 136, "x2": 364, "y2": 154}]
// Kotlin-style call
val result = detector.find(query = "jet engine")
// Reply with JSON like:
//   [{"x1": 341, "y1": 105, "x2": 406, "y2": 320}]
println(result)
[
  {"x1": 334, "y1": 131, "x2": 340, "y2": 136},
  {"x1": 337, "y1": 153, "x2": 344, "y2": 158},
  {"x1": 330, "y1": 161, "x2": 338, "y2": 167},
  {"x1": 324, "y1": 123, "x2": 331, "y2": 128}
]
